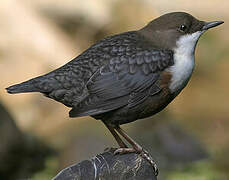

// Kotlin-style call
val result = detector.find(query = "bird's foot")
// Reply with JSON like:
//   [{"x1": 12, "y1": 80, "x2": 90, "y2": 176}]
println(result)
[
  {"x1": 140, "y1": 149, "x2": 158, "y2": 176},
  {"x1": 113, "y1": 147, "x2": 158, "y2": 176},
  {"x1": 114, "y1": 147, "x2": 136, "y2": 154}
]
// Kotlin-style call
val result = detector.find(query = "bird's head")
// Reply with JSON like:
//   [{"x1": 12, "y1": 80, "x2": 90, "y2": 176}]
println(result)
[{"x1": 140, "y1": 12, "x2": 223, "y2": 53}]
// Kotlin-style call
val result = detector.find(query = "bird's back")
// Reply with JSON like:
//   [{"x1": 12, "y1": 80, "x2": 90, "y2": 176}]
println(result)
[{"x1": 7, "y1": 31, "x2": 150, "y2": 108}]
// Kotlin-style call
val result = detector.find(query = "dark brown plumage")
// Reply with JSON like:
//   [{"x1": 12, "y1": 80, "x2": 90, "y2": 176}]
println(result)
[
  {"x1": 7, "y1": 31, "x2": 174, "y2": 125},
  {"x1": 6, "y1": 12, "x2": 223, "y2": 176}
]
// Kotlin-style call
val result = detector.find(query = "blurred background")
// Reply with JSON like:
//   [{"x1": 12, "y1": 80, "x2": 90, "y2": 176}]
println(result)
[{"x1": 1, "y1": 0, "x2": 229, "y2": 179}]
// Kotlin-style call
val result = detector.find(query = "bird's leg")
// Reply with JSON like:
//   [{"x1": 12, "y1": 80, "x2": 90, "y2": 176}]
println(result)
[
  {"x1": 114, "y1": 126, "x2": 158, "y2": 176},
  {"x1": 115, "y1": 126, "x2": 142, "y2": 151},
  {"x1": 103, "y1": 122, "x2": 128, "y2": 148}
]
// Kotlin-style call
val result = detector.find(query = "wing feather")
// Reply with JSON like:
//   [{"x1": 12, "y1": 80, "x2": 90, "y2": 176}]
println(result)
[{"x1": 70, "y1": 49, "x2": 173, "y2": 117}]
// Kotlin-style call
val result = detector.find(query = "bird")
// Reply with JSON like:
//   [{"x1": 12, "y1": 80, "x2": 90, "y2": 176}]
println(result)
[{"x1": 6, "y1": 12, "x2": 223, "y2": 176}]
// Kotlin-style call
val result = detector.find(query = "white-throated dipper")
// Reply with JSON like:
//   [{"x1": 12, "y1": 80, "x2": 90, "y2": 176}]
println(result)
[{"x1": 6, "y1": 12, "x2": 223, "y2": 176}]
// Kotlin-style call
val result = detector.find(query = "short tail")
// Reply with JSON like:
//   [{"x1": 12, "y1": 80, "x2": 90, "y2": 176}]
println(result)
[{"x1": 6, "y1": 79, "x2": 39, "y2": 94}]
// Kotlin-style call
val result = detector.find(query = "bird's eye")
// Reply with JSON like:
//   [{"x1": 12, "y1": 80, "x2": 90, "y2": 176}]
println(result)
[{"x1": 179, "y1": 24, "x2": 187, "y2": 32}]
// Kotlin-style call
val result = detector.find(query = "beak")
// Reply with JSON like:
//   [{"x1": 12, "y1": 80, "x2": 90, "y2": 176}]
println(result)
[{"x1": 202, "y1": 21, "x2": 224, "y2": 30}]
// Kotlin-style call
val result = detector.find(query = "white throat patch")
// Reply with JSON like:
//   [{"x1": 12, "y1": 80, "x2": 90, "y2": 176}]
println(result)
[{"x1": 168, "y1": 31, "x2": 204, "y2": 93}]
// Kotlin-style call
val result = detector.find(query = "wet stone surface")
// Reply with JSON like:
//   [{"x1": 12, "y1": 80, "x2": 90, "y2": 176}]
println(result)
[{"x1": 53, "y1": 148, "x2": 157, "y2": 180}]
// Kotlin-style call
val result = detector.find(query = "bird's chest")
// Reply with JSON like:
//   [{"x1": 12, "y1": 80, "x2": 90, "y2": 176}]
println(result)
[{"x1": 167, "y1": 52, "x2": 195, "y2": 94}]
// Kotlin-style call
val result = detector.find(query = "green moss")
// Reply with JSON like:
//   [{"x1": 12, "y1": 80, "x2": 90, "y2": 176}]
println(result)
[
  {"x1": 167, "y1": 161, "x2": 227, "y2": 180},
  {"x1": 31, "y1": 156, "x2": 58, "y2": 180}
]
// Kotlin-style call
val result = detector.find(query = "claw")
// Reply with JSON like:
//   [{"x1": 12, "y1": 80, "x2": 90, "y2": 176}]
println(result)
[
  {"x1": 113, "y1": 147, "x2": 158, "y2": 176},
  {"x1": 111, "y1": 126, "x2": 158, "y2": 176},
  {"x1": 140, "y1": 149, "x2": 158, "y2": 176},
  {"x1": 114, "y1": 147, "x2": 136, "y2": 155}
]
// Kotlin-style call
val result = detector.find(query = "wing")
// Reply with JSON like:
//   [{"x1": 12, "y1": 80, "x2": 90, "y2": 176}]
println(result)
[{"x1": 69, "y1": 49, "x2": 174, "y2": 117}]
